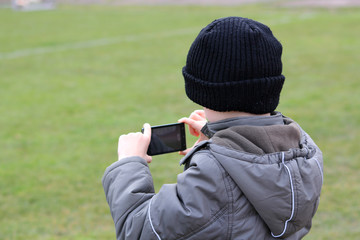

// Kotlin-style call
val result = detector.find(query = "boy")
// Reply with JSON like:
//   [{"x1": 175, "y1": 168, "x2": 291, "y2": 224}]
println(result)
[{"x1": 102, "y1": 17, "x2": 323, "y2": 239}]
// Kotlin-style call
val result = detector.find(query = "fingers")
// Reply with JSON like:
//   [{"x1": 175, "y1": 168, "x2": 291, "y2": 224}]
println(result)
[
  {"x1": 192, "y1": 109, "x2": 205, "y2": 116},
  {"x1": 179, "y1": 115, "x2": 207, "y2": 137},
  {"x1": 178, "y1": 117, "x2": 200, "y2": 137},
  {"x1": 178, "y1": 138, "x2": 203, "y2": 156},
  {"x1": 178, "y1": 110, "x2": 206, "y2": 123},
  {"x1": 178, "y1": 117, "x2": 197, "y2": 126},
  {"x1": 189, "y1": 110, "x2": 206, "y2": 121},
  {"x1": 144, "y1": 155, "x2": 153, "y2": 163},
  {"x1": 179, "y1": 148, "x2": 191, "y2": 156},
  {"x1": 195, "y1": 110, "x2": 206, "y2": 118}
]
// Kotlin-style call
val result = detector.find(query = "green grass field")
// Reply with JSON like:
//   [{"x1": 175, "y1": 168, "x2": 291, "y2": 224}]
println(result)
[{"x1": 1, "y1": 3, "x2": 359, "y2": 239}]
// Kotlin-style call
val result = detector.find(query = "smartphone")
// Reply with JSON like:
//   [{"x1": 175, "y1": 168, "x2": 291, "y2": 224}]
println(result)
[{"x1": 142, "y1": 123, "x2": 186, "y2": 156}]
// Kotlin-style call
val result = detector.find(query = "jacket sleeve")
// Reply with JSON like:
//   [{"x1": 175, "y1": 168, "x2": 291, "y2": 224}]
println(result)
[
  {"x1": 102, "y1": 151, "x2": 229, "y2": 240},
  {"x1": 102, "y1": 156, "x2": 157, "y2": 240}
]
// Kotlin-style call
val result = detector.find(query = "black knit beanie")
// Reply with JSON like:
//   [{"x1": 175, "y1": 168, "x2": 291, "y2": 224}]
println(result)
[{"x1": 182, "y1": 17, "x2": 285, "y2": 114}]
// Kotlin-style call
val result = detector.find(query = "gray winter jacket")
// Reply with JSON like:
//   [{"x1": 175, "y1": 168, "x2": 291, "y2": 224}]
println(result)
[{"x1": 102, "y1": 112, "x2": 323, "y2": 239}]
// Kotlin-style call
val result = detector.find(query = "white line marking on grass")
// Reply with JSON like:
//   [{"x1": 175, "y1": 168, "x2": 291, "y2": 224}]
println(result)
[
  {"x1": 0, "y1": 13, "x2": 317, "y2": 60},
  {"x1": 0, "y1": 28, "x2": 198, "y2": 60},
  {"x1": 265, "y1": 12, "x2": 318, "y2": 26}
]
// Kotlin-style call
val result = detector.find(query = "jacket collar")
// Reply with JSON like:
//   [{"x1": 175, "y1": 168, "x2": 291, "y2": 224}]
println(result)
[{"x1": 201, "y1": 111, "x2": 284, "y2": 138}]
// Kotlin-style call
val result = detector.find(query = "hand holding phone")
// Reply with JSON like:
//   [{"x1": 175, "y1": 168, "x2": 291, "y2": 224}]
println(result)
[
  {"x1": 178, "y1": 110, "x2": 207, "y2": 137},
  {"x1": 142, "y1": 123, "x2": 187, "y2": 156},
  {"x1": 118, "y1": 123, "x2": 152, "y2": 163},
  {"x1": 178, "y1": 110, "x2": 208, "y2": 156}
]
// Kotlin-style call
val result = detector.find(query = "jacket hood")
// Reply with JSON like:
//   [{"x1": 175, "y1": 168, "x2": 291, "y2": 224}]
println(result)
[{"x1": 207, "y1": 120, "x2": 323, "y2": 238}]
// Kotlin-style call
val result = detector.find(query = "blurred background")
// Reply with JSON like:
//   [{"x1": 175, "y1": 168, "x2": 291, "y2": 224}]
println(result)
[{"x1": 0, "y1": 0, "x2": 359, "y2": 239}]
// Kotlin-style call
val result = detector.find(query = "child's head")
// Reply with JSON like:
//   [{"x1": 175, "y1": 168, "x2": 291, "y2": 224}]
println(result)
[{"x1": 183, "y1": 17, "x2": 285, "y2": 114}]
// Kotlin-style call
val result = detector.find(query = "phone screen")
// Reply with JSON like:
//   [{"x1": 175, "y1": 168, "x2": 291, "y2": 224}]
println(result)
[{"x1": 143, "y1": 123, "x2": 186, "y2": 156}]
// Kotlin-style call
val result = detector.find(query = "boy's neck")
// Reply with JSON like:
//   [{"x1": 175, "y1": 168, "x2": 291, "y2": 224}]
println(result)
[{"x1": 204, "y1": 108, "x2": 271, "y2": 123}]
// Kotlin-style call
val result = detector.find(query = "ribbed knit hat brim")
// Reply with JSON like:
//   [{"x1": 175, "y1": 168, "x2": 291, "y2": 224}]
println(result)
[{"x1": 183, "y1": 67, "x2": 284, "y2": 114}]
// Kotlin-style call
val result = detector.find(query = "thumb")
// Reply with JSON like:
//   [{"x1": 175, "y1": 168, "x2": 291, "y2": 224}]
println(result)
[
  {"x1": 143, "y1": 123, "x2": 152, "y2": 140},
  {"x1": 143, "y1": 123, "x2": 152, "y2": 163}
]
